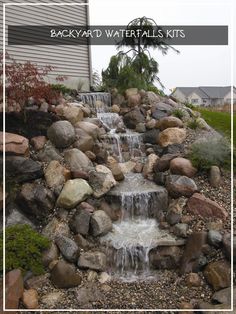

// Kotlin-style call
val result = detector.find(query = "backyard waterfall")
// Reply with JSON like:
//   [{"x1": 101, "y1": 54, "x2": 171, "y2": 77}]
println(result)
[{"x1": 83, "y1": 94, "x2": 178, "y2": 281}]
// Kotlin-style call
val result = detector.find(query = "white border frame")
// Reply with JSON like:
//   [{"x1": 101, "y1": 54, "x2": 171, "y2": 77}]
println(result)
[{"x1": 2, "y1": 1, "x2": 234, "y2": 312}]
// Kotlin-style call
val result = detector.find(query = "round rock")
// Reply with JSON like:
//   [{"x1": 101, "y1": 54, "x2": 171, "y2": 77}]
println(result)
[{"x1": 47, "y1": 120, "x2": 76, "y2": 148}]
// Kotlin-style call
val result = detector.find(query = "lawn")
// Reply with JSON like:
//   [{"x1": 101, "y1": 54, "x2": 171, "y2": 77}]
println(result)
[{"x1": 196, "y1": 108, "x2": 234, "y2": 142}]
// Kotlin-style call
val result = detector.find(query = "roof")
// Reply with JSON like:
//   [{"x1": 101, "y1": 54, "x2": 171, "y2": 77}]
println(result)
[{"x1": 174, "y1": 86, "x2": 235, "y2": 99}]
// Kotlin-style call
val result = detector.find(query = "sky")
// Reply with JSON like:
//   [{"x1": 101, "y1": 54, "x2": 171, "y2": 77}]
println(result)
[{"x1": 89, "y1": 0, "x2": 235, "y2": 93}]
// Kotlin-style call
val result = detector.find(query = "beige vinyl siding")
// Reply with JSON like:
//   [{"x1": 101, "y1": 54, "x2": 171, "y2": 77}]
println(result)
[{"x1": 0, "y1": 0, "x2": 91, "y2": 90}]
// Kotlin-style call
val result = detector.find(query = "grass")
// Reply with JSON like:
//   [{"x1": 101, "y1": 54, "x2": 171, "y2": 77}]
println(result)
[{"x1": 196, "y1": 108, "x2": 234, "y2": 141}]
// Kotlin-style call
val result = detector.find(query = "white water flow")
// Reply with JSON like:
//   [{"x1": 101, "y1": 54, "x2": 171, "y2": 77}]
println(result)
[{"x1": 78, "y1": 92, "x2": 111, "y2": 112}]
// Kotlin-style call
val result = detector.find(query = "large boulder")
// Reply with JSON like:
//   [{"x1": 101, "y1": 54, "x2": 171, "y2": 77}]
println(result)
[
  {"x1": 5, "y1": 269, "x2": 24, "y2": 309},
  {"x1": 123, "y1": 108, "x2": 145, "y2": 129},
  {"x1": 170, "y1": 157, "x2": 197, "y2": 178},
  {"x1": 187, "y1": 193, "x2": 228, "y2": 220},
  {"x1": 143, "y1": 129, "x2": 160, "y2": 144},
  {"x1": 50, "y1": 260, "x2": 82, "y2": 288},
  {"x1": 158, "y1": 128, "x2": 186, "y2": 147},
  {"x1": 165, "y1": 175, "x2": 198, "y2": 198},
  {"x1": 89, "y1": 165, "x2": 116, "y2": 198},
  {"x1": 69, "y1": 208, "x2": 91, "y2": 236},
  {"x1": 42, "y1": 217, "x2": 70, "y2": 241},
  {"x1": 56, "y1": 179, "x2": 93, "y2": 209},
  {"x1": 156, "y1": 116, "x2": 183, "y2": 130},
  {"x1": 1, "y1": 132, "x2": 29, "y2": 156},
  {"x1": 143, "y1": 91, "x2": 161, "y2": 105},
  {"x1": 17, "y1": 183, "x2": 55, "y2": 220},
  {"x1": 128, "y1": 94, "x2": 141, "y2": 107},
  {"x1": 90, "y1": 210, "x2": 112, "y2": 236},
  {"x1": 64, "y1": 148, "x2": 93, "y2": 172},
  {"x1": 4, "y1": 156, "x2": 43, "y2": 183},
  {"x1": 47, "y1": 120, "x2": 76, "y2": 148},
  {"x1": 151, "y1": 102, "x2": 173, "y2": 119},
  {"x1": 74, "y1": 128, "x2": 94, "y2": 152},
  {"x1": 204, "y1": 260, "x2": 231, "y2": 291},
  {"x1": 125, "y1": 88, "x2": 138, "y2": 98},
  {"x1": 75, "y1": 121, "x2": 99, "y2": 139},
  {"x1": 36, "y1": 141, "x2": 63, "y2": 162},
  {"x1": 77, "y1": 251, "x2": 106, "y2": 271},
  {"x1": 55, "y1": 235, "x2": 79, "y2": 263},
  {"x1": 6, "y1": 206, "x2": 35, "y2": 228},
  {"x1": 60, "y1": 106, "x2": 84, "y2": 125},
  {"x1": 44, "y1": 160, "x2": 70, "y2": 189},
  {"x1": 154, "y1": 153, "x2": 179, "y2": 172},
  {"x1": 42, "y1": 243, "x2": 59, "y2": 267}
]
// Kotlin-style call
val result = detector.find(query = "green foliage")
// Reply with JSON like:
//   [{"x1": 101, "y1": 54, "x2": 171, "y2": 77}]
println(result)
[
  {"x1": 184, "y1": 102, "x2": 196, "y2": 109},
  {"x1": 189, "y1": 137, "x2": 231, "y2": 170},
  {"x1": 50, "y1": 83, "x2": 73, "y2": 95},
  {"x1": 187, "y1": 119, "x2": 199, "y2": 130},
  {"x1": 172, "y1": 108, "x2": 184, "y2": 120},
  {"x1": 0, "y1": 224, "x2": 50, "y2": 275},
  {"x1": 92, "y1": 69, "x2": 103, "y2": 91}
]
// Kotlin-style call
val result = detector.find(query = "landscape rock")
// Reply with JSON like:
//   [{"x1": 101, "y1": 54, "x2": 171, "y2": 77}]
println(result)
[
  {"x1": 5, "y1": 156, "x2": 43, "y2": 183},
  {"x1": 75, "y1": 121, "x2": 99, "y2": 139},
  {"x1": 165, "y1": 175, "x2": 198, "y2": 198},
  {"x1": 99, "y1": 272, "x2": 111, "y2": 284},
  {"x1": 42, "y1": 217, "x2": 70, "y2": 240},
  {"x1": 57, "y1": 179, "x2": 93, "y2": 209},
  {"x1": 1, "y1": 132, "x2": 29, "y2": 156},
  {"x1": 90, "y1": 210, "x2": 113, "y2": 236},
  {"x1": 222, "y1": 233, "x2": 231, "y2": 260},
  {"x1": 180, "y1": 232, "x2": 207, "y2": 274},
  {"x1": 123, "y1": 108, "x2": 145, "y2": 129},
  {"x1": 69, "y1": 208, "x2": 91, "y2": 235},
  {"x1": 61, "y1": 106, "x2": 84, "y2": 125},
  {"x1": 156, "y1": 116, "x2": 183, "y2": 130},
  {"x1": 172, "y1": 223, "x2": 188, "y2": 237},
  {"x1": 166, "y1": 198, "x2": 185, "y2": 225},
  {"x1": 143, "y1": 153, "x2": 159, "y2": 179},
  {"x1": 150, "y1": 246, "x2": 182, "y2": 269},
  {"x1": 74, "y1": 234, "x2": 94, "y2": 250},
  {"x1": 75, "y1": 284, "x2": 104, "y2": 307},
  {"x1": 185, "y1": 273, "x2": 201, "y2": 287},
  {"x1": 41, "y1": 291, "x2": 64, "y2": 308},
  {"x1": 55, "y1": 235, "x2": 79, "y2": 262},
  {"x1": 50, "y1": 260, "x2": 82, "y2": 288},
  {"x1": 212, "y1": 287, "x2": 231, "y2": 305},
  {"x1": 125, "y1": 88, "x2": 138, "y2": 98},
  {"x1": 89, "y1": 165, "x2": 116, "y2": 198},
  {"x1": 111, "y1": 104, "x2": 120, "y2": 113},
  {"x1": 17, "y1": 182, "x2": 55, "y2": 220},
  {"x1": 144, "y1": 91, "x2": 161, "y2": 105},
  {"x1": 30, "y1": 136, "x2": 47, "y2": 151},
  {"x1": 187, "y1": 193, "x2": 228, "y2": 220},
  {"x1": 44, "y1": 160, "x2": 70, "y2": 189},
  {"x1": 37, "y1": 141, "x2": 63, "y2": 162},
  {"x1": 135, "y1": 122, "x2": 146, "y2": 133},
  {"x1": 42, "y1": 243, "x2": 59, "y2": 267},
  {"x1": 6, "y1": 207, "x2": 35, "y2": 228},
  {"x1": 77, "y1": 251, "x2": 106, "y2": 271},
  {"x1": 128, "y1": 94, "x2": 141, "y2": 107},
  {"x1": 22, "y1": 289, "x2": 39, "y2": 309},
  {"x1": 25, "y1": 274, "x2": 49, "y2": 290},
  {"x1": 47, "y1": 120, "x2": 76, "y2": 148},
  {"x1": 207, "y1": 230, "x2": 222, "y2": 248},
  {"x1": 146, "y1": 118, "x2": 156, "y2": 129},
  {"x1": 203, "y1": 260, "x2": 231, "y2": 291},
  {"x1": 5, "y1": 269, "x2": 24, "y2": 309},
  {"x1": 74, "y1": 128, "x2": 94, "y2": 153},
  {"x1": 64, "y1": 148, "x2": 93, "y2": 172},
  {"x1": 209, "y1": 166, "x2": 221, "y2": 187},
  {"x1": 143, "y1": 129, "x2": 160, "y2": 144},
  {"x1": 196, "y1": 117, "x2": 211, "y2": 130},
  {"x1": 154, "y1": 153, "x2": 179, "y2": 172},
  {"x1": 170, "y1": 157, "x2": 197, "y2": 178},
  {"x1": 162, "y1": 143, "x2": 184, "y2": 155},
  {"x1": 158, "y1": 127, "x2": 186, "y2": 147}
]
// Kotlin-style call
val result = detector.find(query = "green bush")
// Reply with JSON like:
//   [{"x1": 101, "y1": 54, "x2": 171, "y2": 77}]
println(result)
[
  {"x1": 184, "y1": 102, "x2": 196, "y2": 109},
  {"x1": 50, "y1": 83, "x2": 73, "y2": 95},
  {"x1": 188, "y1": 119, "x2": 199, "y2": 130},
  {"x1": 172, "y1": 109, "x2": 184, "y2": 120},
  {"x1": 0, "y1": 224, "x2": 50, "y2": 275},
  {"x1": 189, "y1": 137, "x2": 231, "y2": 170}
]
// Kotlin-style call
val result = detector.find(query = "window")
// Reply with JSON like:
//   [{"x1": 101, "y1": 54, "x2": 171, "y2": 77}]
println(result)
[{"x1": 191, "y1": 98, "x2": 199, "y2": 104}]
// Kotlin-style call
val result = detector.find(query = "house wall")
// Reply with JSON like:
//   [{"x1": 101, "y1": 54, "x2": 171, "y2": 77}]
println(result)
[
  {"x1": 224, "y1": 91, "x2": 236, "y2": 104},
  {"x1": 171, "y1": 89, "x2": 187, "y2": 103},
  {"x1": 0, "y1": 0, "x2": 91, "y2": 91},
  {"x1": 187, "y1": 92, "x2": 202, "y2": 106}
]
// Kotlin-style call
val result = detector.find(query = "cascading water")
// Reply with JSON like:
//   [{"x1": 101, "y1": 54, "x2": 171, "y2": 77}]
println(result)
[{"x1": 78, "y1": 92, "x2": 111, "y2": 112}]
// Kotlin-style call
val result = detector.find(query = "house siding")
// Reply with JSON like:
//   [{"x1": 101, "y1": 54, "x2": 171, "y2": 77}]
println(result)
[
  {"x1": 0, "y1": 0, "x2": 91, "y2": 90},
  {"x1": 171, "y1": 89, "x2": 187, "y2": 103}
]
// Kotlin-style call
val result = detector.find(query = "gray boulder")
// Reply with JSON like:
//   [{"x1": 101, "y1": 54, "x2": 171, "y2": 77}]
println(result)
[
  {"x1": 69, "y1": 208, "x2": 91, "y2": 236},
  {"x1": 123, "y1": 108, "x2": 145, "y2": 129},
  {"x1": 55, "y1": 235, "x2": 79, "y2": 263},
  {"x1": 37, "y1": 141, "x2": 63, "y2": 162},
  {"x1": 47, "y1": 120, "x2": 76, "y2": 148},
  {"x1": 64, "y1": 148, "x2": 93, "y2": 172},
  {"x1": 77, "y1": 251, "x2": 106, "y2": 271},
  {"x1": 165, "y1": 175, "x2": 198, "y2": 198},
  {"x1": 50, "y1": 260, "x2": 82, "y2": 288},
  {"x1": 90, "y1": 210, "x2": 112, "y2": 236},
  {"x1": 208, "y1": 230, "x2": 222, "y2": 248}
]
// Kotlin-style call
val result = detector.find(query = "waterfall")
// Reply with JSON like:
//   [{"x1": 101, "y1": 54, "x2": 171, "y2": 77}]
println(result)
[{"x1": 78, "y1": 92, "x2": 111, "y2": 112}]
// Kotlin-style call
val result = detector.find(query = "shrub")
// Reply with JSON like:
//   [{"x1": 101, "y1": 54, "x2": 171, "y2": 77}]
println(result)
[
  {"x1": 184, "y1": 102, "x2": 196, "y2": 109},
  {"x1": 50, "y1": 83, "x2": 73, "y2": 95},
  {"x1": 172, "y1": 108, "x2": 184, "y2": 120},
  {"x1": 188, "y1": 119, "x2": 199, "y2": 130},
  {"x1": 189, "y1": 136, "x2": 231, "y2": 170},
  {"x1": 0, "y1": 224, "x2": 50, "y2": 275}
]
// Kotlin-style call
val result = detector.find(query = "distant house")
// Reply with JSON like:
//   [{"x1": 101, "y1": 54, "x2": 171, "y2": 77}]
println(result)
[{"x1": 171, "y1": 86, "x2": 236, "y2": 106}]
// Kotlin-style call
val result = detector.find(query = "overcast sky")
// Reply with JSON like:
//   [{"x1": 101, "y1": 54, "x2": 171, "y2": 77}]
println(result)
[{"x1": 89, "y1": 0, "x2": 235, "y2": 93}]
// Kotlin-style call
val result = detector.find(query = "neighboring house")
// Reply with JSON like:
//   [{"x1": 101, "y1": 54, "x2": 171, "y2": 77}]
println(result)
[
  {"x1": 0, "y1": 0, "x2": 91, "y2": 90},
  {"x1": 171, "y1": 86, "x2": 236, "y2": 106}
]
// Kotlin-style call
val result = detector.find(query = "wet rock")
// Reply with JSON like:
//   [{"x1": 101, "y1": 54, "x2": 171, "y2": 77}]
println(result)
[
  {"x1": 90, "y1": 210, "x2": 112, "y2": 236},
  {"x1": 207, "y1": 230, "x2": 222, "y2": 248},
  {"x1": 64, "y1": 148, "x2": 93, "y2": 172},
  {"x1": 41, "y1": 291, "x2": 64, "y2": 308},
  {"x1": 109, "y1": 162, "x2": 124, "y2": 181},
  {"x1": 4, "y1": 156, "x2": 43, "y2": 183},
  {"x1": 143, "y1": 129, "x2": 160, "y2": 144},
  {"x1": 75, "y1": 121, "x2": 99, "y2": 139},
  {"x1": 153, "y1": 171, "x2": 167, "y2": 185},
  {"x1": 57, "y1": 179, "x2": 93, "y2": 209},
  {"x1": 156, "y1": 116, "x2": 183, "y2": 130},
  {"x1": 89, "y1": 165, "x2": 116, "y2": 198},
  {"x1": 209, "y1": 166, "x2": 221, "y2": 187},
  {"x1": 55, "y1": 235, "x2": 79, "y2": 262},
  {"x1": 149, "y1": 246, "x2": 182, "y2": 269},
  {"x1": 119, "y1": 160, "x2": 136, "y2": 173},
  {"x1": 69, "y1": 208, "x2": 91, "y2": 235},
  {"x1": 111, "y1": 104, "x2": 120, "y2": 113},
  {"x1": 22, "y1": 289, "x2": 38, "y2": 309},
  {"x1": 180, "y1": 232, "x2": 207, "y2": 274},
  {"x1": 170, "y1": 157, "x2": 197, "y2": 178},
  {"x1": 36, "y1": 141, "x2": 63, "y2": 162},
  {"x1": 100, "y1": 200, "x2": 121, "y2": 221},
  {"x1": 77, "y1": 251, "x2": 106, "y2": 271},
  {"x1": 44, "y1": 160, "x2": 70, "y2": 189},
  {"x1": 42, "y1": 217, "x2": 70, "y2": 240},
  {"x1": 187, "y1": 193, "x2": 228, "y2": 220},
  {"x1": 185, "y1": 273, "x2": 201, "y2": 287},
  {"x1": 1, "y1": 132, "x2": 29, "y2": 156},
  {"x1": 172, "y1": 223, "x2": 188, "y2": 237},
  {"x1": 74, "y1": 128, "x2": 94, "y2": 152},
  {"x1": 50, "y1": 260, "x2": 82, "y2": 288},
  {"x1": 212, "y1": 287, "x2": 231, "y2": 305},
  {"x1": 154, "y1": 153, "x2": 179, "y2": 172},
  {"x1": 165, "y1": 175, "x2": 198, "y2": 198},
  {"x1": 93, "y1": 143, "x2": 108, "y2": 164},
  {"x1": 166, "y1": 198, "x2": 186, "y2": 225},
  {"x1": 5, "y1": 269, "x2": 24, "y2": 309},
  {"x1": 30, "y1": 136, "x2": 47, "y2": 151},
  {"x1": 17, "y1": 182, "x2": 55, "y2": 220},
  {"x1": 123, "y1": 108, "x2": 145, "y2": 129},
  {"x1": 42, "y1": 243, "x2": 59, "y2": 267},
  {"x1": 47, "y1": 120, "x2": 75, "y2": 148},
  {"x1": 203, "y1": 260, "x2": 231, "y2": 291},
  {"x1": 158, "y1": 127, "x2": 186, "y2": 147},
  {"x1": 143, "y1": 153, "x2": 159, "y2": 179}
]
